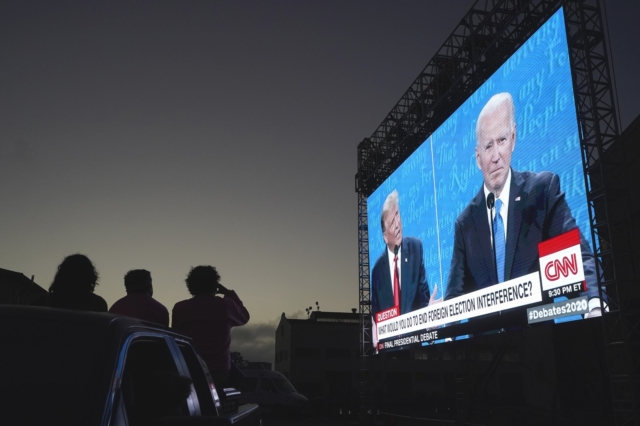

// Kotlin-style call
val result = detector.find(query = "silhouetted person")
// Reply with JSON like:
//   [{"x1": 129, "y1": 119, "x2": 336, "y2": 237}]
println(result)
[
  {"x1": 44, "y1": 253, "x2": 108, "y2": 312},
  {"x1": 109, "y1": 269, "x2": 169, "y2": 326},
  {"x1": 172, "y1": 265, "x2": 249, "y2": 389}
]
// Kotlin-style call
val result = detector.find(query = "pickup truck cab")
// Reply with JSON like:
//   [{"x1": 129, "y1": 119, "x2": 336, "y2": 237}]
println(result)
[{"x1": 0, "y1": 305, "x2": 260, "y2": 426}]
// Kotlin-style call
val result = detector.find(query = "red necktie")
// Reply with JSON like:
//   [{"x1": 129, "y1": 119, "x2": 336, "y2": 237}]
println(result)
[{"x1": 393, "y1": 255, "x2": 400, "y2": 307}]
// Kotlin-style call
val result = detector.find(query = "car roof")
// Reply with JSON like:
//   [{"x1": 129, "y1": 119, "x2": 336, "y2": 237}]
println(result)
[
  {"x1": 0, "y1": 305, "x2": 186, "y2": 339},
  {"x1": 0, "y1": 305, "x2": 196, "y2": 426}
]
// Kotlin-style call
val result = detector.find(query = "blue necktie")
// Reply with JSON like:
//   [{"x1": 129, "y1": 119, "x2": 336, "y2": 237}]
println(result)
[{"x1": 494, "y1": 198, "x2": 505, "y2": 283}]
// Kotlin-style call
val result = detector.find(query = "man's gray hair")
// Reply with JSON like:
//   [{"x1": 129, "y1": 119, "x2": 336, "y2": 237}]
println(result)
[
  {"x1": 380, "y1": 190, "x2": 399, "y2": 232},
  {"x1": 476, "y1": 92, "x2": 516, "y2": 143}
]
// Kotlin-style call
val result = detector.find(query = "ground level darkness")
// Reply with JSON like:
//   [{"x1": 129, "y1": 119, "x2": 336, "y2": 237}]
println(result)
[
  {"x1": 263, "y1": 415, "x2": 358, "y2": 426},
  {"x1": 262, "y1": 410, "x2": 610, "y2": 426}
]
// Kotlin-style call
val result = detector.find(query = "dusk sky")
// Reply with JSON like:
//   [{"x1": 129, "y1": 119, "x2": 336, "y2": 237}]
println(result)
[{"x1": 2, "y1": 1, "x2": 638, "y2": 363}]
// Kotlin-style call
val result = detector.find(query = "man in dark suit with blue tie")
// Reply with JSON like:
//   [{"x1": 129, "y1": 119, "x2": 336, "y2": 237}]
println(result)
[
  {"x1": 444, "y1": 92, "x2": 601, "y2": 318},
  {"x1": 371, "y1": 190, "x2": 435, "y2": 316}
]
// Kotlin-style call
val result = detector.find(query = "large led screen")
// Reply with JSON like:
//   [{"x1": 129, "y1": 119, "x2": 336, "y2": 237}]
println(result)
[{"x1": 367, "y1": 8, "x2": 602, "y2": 352}]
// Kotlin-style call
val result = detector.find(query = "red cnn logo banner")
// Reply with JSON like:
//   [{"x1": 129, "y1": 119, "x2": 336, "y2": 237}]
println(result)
[{"x1": 538, "y1": 229, "x2": 585, "y2": 291}]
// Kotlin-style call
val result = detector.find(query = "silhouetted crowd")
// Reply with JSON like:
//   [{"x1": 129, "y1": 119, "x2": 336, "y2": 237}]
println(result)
[{"x1": 34, "y1": 253, "x2": 250, "y2": 388}]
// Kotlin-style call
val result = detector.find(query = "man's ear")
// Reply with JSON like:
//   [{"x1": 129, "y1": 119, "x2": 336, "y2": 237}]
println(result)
[{"x1": 475, "y1": 147, "x2": 481, "y2": 170}]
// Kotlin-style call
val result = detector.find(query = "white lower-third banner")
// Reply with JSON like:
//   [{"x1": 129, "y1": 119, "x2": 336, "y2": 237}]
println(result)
[{"x1": 376, "y1": 272, "x2": 542, "y2": 340}]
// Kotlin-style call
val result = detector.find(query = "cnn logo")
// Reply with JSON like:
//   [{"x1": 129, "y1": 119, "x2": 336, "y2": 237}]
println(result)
[
  {"x1": 538, "y1": 229, "x2": 585, "y2": 291},
  {"x1": 544, "y1": 253, "x2": 578, "y2": 281}
]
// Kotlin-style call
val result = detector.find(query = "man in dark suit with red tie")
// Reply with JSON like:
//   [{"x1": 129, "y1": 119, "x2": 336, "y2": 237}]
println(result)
[
  {"x1": 444, "y1": 92, "x2": 601, "y2": 318},
  {"x1": 371, "y1": 190, "x2": 435, "y2": 316}
]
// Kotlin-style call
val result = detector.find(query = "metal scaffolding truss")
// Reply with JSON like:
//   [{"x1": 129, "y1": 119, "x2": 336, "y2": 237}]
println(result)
[
  {"x1": 356, "y1": 0, "x2": 562, "y2": 419},
  {"x1": 356, "y1": 0, "x2": 638, "y2": 423},
  {"x1": 565, "y1": 0, "x2": 640, "y2": 424},
  {"x1": 357, "y1": 190, "x2": 375, "y2": 418},
  {"x1": 356, "y1": 0, "x2": 561, "y2": 196}
]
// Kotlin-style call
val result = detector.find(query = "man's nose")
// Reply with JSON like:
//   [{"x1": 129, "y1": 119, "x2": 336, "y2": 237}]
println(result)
[{"x1": 491, "y1": 146, "x2": 501, "y2": 161}]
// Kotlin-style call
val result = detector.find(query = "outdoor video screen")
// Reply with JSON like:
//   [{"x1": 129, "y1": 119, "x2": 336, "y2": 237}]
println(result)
[{"x1": 367, "y1": 8, "x2": 602, "y2": 352}]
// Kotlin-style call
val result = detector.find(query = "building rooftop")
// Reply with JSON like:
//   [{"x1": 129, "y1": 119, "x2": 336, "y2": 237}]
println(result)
[{"x1": 280, "y1": 310, "x2": 364, "y2": 324}]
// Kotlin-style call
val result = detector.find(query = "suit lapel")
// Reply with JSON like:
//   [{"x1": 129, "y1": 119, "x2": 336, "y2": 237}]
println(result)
[
  {"x1": 470, "y1": 188, "x2": 497, "y2": 287},
  {"x1": 505, "y1": 170, "x2": 525, "y2": 280},
  {"x1": 380, "y1": 252, "x2": 394, "y2": 309},
  {"x1": 400, "y1": 240, "x2": 410, "y2": 314}
]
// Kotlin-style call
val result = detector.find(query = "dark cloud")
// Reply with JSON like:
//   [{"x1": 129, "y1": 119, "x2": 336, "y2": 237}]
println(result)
[
  {"x1": 231, "y1": 319, "x2": 277, "y2": 365},
  {"x1": 288, "y1": 309, "x2": 305, "y2": 319},
  {"x1": 230, "y1": 310, "x2": 306, "y2": 365}
]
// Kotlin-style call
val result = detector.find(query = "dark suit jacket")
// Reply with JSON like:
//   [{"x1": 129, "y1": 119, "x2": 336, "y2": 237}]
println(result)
[
  {"x1": 371, "y1": 236, "x2": 430, "y2": 315},
  {"x1": 445, "y1": 170, "x2": 598, "y2": 301}
]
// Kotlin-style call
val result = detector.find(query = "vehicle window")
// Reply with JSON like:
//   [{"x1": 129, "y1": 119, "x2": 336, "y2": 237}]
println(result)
[
  {"x1": 261, "y1": 378, "x2": 278, "y2": 393},
  {"x1": 271, "y1": 377, "x2": 297, "y2": 393},
  {"x1": 121, "y1": 339, "x2": 191, "y2": 426},
  {"x1": 239, "y1": 377, "x2": 258, "y2": 392},
  {"x1": 177, "y1": 342, "x2": 218, "y2": 416}
]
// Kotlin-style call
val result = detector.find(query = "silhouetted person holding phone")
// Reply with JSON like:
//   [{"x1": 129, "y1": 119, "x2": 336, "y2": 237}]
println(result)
[
  {"x1": 109, "y1": 269, "x2": 169, "y2": 326},
  {"x1": 172, "y1": 265, "x2": 250, "y2": 388},
  {"x1": 43, "y1": 253, "x2": 108, "y2": 312}
]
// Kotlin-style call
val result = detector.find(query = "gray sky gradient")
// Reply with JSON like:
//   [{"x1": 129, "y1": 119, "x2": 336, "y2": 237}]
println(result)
[{"x1": 2, "y1": 1, "x2": 638, "y2": 363}]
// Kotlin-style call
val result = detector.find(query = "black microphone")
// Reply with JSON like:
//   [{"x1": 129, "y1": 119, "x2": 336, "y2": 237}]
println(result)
[
  {"x1": 487, "y1": 193, "x2": 499, "y2": 284},
  {"x1": 486, "y1": 192, "x2": 495, "y2": 210},
  {"x1": 394, "y1": 245, "x2": 399, "y2": 256}
]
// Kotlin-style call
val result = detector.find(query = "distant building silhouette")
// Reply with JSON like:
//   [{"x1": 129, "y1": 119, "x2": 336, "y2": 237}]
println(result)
[
  {"x1": 273, "y1": 310, "x2": 602, "y2": 420},
  {"x1": 275, "y1": 311, "x2": 361, "y2": 412},
  {"x1": 231, "y1": 352, "x2": 272, "y2": 370},
  {"x1": 0, "y1": 268, "x2": 47, "y2": 305}
]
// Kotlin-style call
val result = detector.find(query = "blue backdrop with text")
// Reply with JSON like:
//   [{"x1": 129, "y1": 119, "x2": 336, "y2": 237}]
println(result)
[{"x1": 367, "y1": 9, "x2": 591, "y2": 302}]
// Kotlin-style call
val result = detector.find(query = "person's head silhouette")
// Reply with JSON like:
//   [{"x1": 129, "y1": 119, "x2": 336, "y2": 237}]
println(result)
[
  {"x1": 185, "y1": 265, "x2": 220, "y2": 296},
  {"x1": 124, "y1": 269, "x2": 153, "y2": 295},
  {"x1": 50, "y1": 253, "x2": 99, "y2": 294}
]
